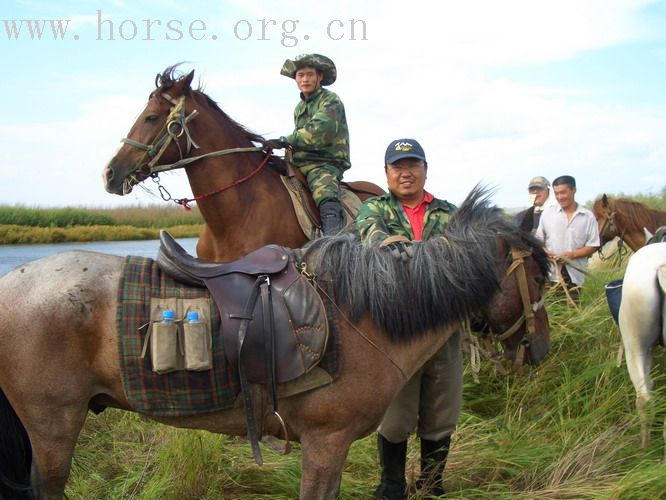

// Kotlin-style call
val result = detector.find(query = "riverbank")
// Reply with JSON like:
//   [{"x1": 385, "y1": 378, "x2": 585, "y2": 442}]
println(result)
[
  {"x1": 0, "y1": 204, "x2": 204, "y2": 244},
  {"x1": 0, "y1": 224, "x2": 203, "y2": 244}
]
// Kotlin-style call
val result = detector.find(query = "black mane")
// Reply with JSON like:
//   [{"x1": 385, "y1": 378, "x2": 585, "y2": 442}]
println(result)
[{"x1": 304, "y1": 186, "x2": 549, "y2": 343}]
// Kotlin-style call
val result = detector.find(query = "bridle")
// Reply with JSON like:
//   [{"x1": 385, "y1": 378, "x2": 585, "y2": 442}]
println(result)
[
  {"x1": 492, "y1": 247, "x2": 545, "y2": 366},
  {"x1": 596, "y1": 206, "x2": 627, "y2": 263},
  {"x1": 119, "y1": 92, "x2": 269, "y2": 206},
  {"x1": 597, "y1": 207, "x2": 621, "y2": 242}
]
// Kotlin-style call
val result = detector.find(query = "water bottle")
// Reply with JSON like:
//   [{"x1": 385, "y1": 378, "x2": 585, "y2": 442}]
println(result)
[
  {"x1": 186, "y1": 310, "x2": 200, "y2": 324},
  {"x1": 151, "y1": 308, "x2": 179, "y2": 373},
  {"x1": 183, "y1": 309, "x2": 212, "y2": 371}
]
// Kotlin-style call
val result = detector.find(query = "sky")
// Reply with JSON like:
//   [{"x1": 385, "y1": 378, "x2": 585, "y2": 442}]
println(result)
[{"x1": 1, "y1": 0, "x2": 665, "y2": 210}]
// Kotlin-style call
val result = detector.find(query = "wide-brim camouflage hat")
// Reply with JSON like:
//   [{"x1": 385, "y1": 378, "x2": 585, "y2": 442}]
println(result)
[{"x1": 280, "y1": 53, "x2": 337, "y2": 85}]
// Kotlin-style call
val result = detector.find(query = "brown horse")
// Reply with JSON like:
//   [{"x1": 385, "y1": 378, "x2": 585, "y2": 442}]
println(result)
[
  {"x1": 593, "y1": 194, "x2": 666, "y2": 252},
  {"x1": 103, "y1": 65, "x2": 382, "y2": 262},
  {"x1": 0, "y1": 189, "x2": 549, "y2": 499}
]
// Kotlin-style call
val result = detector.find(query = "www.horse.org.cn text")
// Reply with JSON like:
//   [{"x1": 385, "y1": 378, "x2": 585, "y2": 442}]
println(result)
[{"x1": 2, "y1": 10, "x2": 369, "y2": 47}]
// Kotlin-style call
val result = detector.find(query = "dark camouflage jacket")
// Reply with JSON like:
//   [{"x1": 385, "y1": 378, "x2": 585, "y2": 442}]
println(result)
[
  {"x1": 286, "y1": 87, "x2": 351, "y2": 171},
  {"x1": 356, "y1": 192, "x2": 456, "y2": 246}
]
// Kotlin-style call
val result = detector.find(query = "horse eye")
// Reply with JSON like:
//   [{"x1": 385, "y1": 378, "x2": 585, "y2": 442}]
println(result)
[{"x1": 145, "y1": 114, "x2": 159, "y2": 122}]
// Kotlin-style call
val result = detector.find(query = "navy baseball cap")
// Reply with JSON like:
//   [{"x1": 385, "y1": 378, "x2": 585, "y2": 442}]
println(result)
[{"x1": 384, "y1": 139, "x2": 426, "y2": 165}]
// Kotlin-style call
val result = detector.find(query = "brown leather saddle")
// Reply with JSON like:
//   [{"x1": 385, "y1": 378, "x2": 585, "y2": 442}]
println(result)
[
  {"x1": 157, "y1": 230, "x2": 328, "y2": 463},
  {"x1": 157, "y1": 231, "x2": 328, "y2": 386}
]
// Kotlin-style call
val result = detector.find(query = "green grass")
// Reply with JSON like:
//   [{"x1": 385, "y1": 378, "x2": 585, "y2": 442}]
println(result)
[
  {"x1": 0, "y1": 224, "x2": 203, "y2": 244},
  {"x1": 64, "y1": 258, "x2": 666, "y2": 499},
  {"x1": 0, "y1": 205, "x2": 204, "y2": 244}
]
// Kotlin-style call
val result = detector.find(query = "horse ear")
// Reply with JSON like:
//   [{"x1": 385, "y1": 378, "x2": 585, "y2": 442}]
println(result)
[
  {"x1": 519, "y1": 206, "x2": 535, "y2": 233},
  {"x1": 183, "y1": 70, "x2": 195, "y2": 89},
  {"x1": 173, "y1": 70, "x2": 195, "y2": 95},
  {"x1": 602, "y1": 193, "x2": 608, "y2": 206}
]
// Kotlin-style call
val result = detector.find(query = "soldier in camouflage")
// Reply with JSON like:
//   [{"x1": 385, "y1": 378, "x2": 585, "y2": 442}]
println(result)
[
  {"x1": 279, "y1": 54, "x2": 350, "y2": 235},
  {"x1": 356, "y1": 139, "x2": 460, "y2": 499}
]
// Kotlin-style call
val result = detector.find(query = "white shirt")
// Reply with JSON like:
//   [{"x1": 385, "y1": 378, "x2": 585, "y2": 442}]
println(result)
[{"x1": 535, "y1": 203, "x2": 600, "y2": 285}]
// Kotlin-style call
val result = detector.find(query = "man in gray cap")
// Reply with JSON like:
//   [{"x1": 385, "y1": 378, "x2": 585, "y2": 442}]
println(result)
[
  {"x1": 516, "y1": 176, "x2": 550, "y2": 233},
  {"x1": 275, "y1": 53, "x2": 351, "y2": 235}
]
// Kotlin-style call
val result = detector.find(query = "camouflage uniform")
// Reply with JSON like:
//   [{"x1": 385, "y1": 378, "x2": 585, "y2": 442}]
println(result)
[
  {"x1": 356, "y1": 192, "x2": 455, "y2": 246},
  {"x1": 286, "y1": 86, "x2": 350, "y2": 206},
  {"x1": 356, "y1": 188, "x2": 460, "y2": 499}
]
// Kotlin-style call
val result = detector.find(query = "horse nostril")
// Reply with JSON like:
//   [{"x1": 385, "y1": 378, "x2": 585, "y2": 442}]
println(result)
[{"x1": 104, "y1": 167, "x2": 115, "y2": 182}]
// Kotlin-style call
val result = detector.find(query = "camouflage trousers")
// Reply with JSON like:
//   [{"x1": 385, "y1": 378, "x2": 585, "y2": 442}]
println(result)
[
  {"x1": 298, "y1": 162, "x2": 343, "y2": 207},
  {"x1": 377, "y1": 329, "x2": 462, "y2": 442}
]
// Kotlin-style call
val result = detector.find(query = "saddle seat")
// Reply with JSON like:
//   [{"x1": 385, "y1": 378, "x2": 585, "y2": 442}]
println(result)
[{"x1": 157, "y1": 230, "x2": 289, "y2": 286}]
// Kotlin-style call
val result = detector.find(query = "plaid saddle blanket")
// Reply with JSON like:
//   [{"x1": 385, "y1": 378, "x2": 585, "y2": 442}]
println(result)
[{"x1": 116, "y1": 255, "x2": 340, "y2": 417}]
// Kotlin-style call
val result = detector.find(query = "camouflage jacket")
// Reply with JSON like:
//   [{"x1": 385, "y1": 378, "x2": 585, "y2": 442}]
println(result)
[
  {"x1": 286, "y1": 87, "x2": 351, "y2": 171},
  {"x1": 356, "y1": 192, "x2": 456, "y2": 246}
]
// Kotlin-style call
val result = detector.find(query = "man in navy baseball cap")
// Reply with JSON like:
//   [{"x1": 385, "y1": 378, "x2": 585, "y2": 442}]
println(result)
[{"x1": 356, "y1": 139, "x2": 458, "y2": 498}]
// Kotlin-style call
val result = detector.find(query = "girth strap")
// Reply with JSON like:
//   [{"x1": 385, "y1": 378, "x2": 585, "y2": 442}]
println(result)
[
  {"x1": 261, "y1": 277, "x2": 278, "y2": 413},
  {"x1": 231, "y1": 275, "x2": 268, "y2": 466}
]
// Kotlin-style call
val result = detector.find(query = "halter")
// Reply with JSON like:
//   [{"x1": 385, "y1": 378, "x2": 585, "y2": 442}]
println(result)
[
  {"x1": 596, "y1": 207, "x2": 626, "y2": 263},
  {"x1": 492, "y1": 247, "x2": 545, "y2": 366},
  {"x1": 120, "y1": 93, "x2": 267, "y2": 206}
]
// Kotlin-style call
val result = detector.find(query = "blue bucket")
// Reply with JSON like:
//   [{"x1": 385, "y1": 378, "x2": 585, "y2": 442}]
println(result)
[{"x1": 604, "y1": 279, "x2": 623, "y2": 325}]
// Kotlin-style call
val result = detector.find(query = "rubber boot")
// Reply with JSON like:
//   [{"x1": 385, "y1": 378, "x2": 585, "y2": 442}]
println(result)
[
  {"x1": 373, "y1": 434, "x2": 407, "y2": 500},
  {"x1": 416, "y1": 436, "x2": 450, "y2": 497},
  {"x1": 319, "y1": 200, "x2": 345, "y2": 236}
]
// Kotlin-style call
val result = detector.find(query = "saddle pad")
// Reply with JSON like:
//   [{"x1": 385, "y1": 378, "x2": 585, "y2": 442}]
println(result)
[
  {"x1": 116, "y1": 256, "x2": 341, "y2": 417},
  {"x1": 280, "y1": 175, "x2": 362, "y2": 239}
]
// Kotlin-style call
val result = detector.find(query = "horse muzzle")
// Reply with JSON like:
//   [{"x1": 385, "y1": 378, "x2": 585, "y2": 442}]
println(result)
[{"x1": 103, "y1": 160, "x2": 149, "y2": 195}]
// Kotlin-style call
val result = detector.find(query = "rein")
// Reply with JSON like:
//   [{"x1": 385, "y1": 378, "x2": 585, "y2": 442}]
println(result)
[
  {"x1": 120, "y1": 92, "x2": 267, "y2": 207},
  {"x1": 493, "y1": 247, "x2": 544, "y2": 366}
]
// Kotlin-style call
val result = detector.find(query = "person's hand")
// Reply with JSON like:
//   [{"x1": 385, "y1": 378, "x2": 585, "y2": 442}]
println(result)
[
  {"x1": 544, "y1": 247, "x2": 559, "y2": 262},
  {"x1": 384, "y1": 241, "x2": 415, "y2": 262},
  {"x1": 265, "y1": 137, "x2": 290, "y2": 150}
]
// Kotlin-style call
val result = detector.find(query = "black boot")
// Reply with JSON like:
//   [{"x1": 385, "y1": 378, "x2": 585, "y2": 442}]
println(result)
[
  {"x1": 319, "y1": 200, "x2": 345, "y2": 236},
  {"x1": 373, "y1": 434, "x2": 407, "y2": 500},
  {"x1": 416, "y1": 436, "x2": 450, "y2": 497}
]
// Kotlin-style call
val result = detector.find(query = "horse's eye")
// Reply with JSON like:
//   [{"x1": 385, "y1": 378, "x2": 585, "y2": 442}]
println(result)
[{"x1": 145, "y1": 114, "x2": 159, "y2": 123}]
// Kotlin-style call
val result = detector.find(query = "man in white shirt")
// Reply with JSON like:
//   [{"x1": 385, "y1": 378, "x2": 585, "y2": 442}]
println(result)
[{"x1": 535, "y1": 175, "x2": 600, "y2": 286}]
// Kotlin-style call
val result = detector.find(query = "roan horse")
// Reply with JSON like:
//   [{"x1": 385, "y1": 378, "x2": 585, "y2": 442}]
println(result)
[
  {"x1": 0, "y1": 189, "x2": 550, "y2": 499},
  {"x1": 618, "y1": 241, "x2": 666, "y2": 461},
  {"x1": 593, "y1": 194, "x2": 666, "y2": 252},
  {"x1": 103, "y1": 66, "x2": 381, "y2": 262}
]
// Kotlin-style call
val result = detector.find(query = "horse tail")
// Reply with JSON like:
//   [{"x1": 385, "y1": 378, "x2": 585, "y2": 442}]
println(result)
[{"x1": 0, "y1": 388, "x2": 33, "y2": 499}]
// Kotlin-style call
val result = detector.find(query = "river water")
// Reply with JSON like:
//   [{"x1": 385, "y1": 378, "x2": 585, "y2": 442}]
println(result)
[{"x1": 0, "y1": 238, "x2": 199, "y2": 277}]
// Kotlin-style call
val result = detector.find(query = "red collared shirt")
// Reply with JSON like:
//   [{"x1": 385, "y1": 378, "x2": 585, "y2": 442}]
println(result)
[{"x1": 401, "y1": 192, "x2": 434, "y2": 241}]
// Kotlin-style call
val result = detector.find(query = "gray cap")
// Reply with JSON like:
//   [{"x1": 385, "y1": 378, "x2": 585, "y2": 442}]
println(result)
[{"x1": 528, "y1": 176, "x2": 550, "y2": 189}]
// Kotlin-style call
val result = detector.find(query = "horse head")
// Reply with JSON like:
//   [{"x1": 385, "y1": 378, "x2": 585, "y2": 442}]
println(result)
[
  {"x1": 104, "y1": 66, "x2": 198, "y2": 195},
  {"x1": 478, "y1": 236, "x2": 550, "y2": 365},
  {"x1": 593, "y1": 193, "x2": 619, "y2": 245}
]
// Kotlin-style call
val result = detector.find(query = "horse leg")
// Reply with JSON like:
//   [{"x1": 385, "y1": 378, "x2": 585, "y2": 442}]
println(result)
[
  {"x1": 619, "y1": 272, "x2": 662, "y2": 450},
  {"x1": 621, "y1": 320, "x2": 656, "y2": 449},
  {"x1": 623, "y1": 342, "x2": 654, "y2": 449},
  {"x1": 21, "y1": 404, "x2": 88, "y2": 499},
  {"x1": 299, "y1": 430, "x2": 354, "y2": 500},
  {"x1": 0, "y1": 389, "x2": 33, "y2": 499}
]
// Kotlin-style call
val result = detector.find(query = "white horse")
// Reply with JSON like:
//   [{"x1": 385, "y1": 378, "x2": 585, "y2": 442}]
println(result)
[{"x1": 619, "y1": 241, "x2": 666, "y2": 459}]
